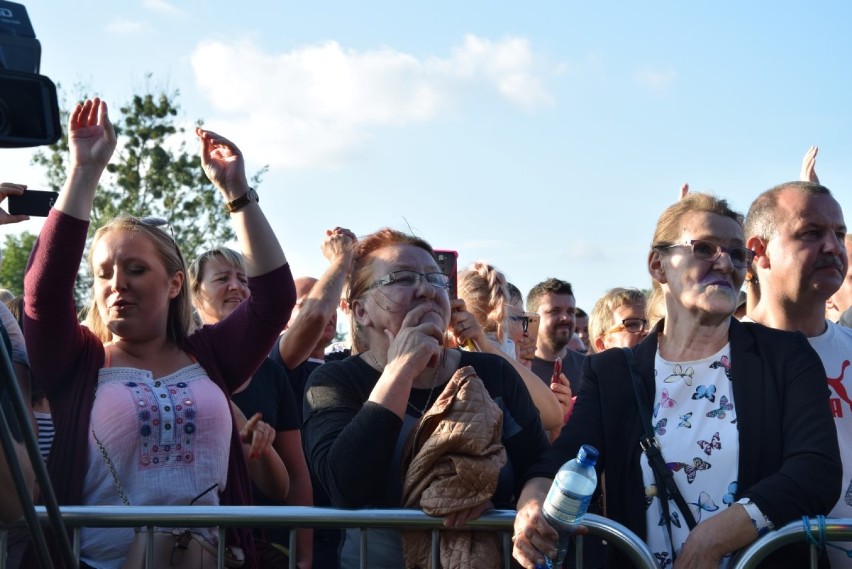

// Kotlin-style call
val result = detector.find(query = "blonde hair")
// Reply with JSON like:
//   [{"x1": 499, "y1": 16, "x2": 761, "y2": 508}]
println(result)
[
  {"x1": 188, "y1": 247, "x2": 245, "y2": 296},
  {"x1": 85, "y1": 216, "x2": 193, "y2": 345},
  {"x1": 458, "y1": 261, "x2": 509, "y2": 343},
  {"x1": 588, "y1": 287, "x2": 646, "y2": 354}
]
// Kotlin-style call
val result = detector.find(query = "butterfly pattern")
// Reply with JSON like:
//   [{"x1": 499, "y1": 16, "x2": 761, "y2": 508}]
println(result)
[
  {"x1": 658, "y1": 511, "x2": 682, "y2": 528},
  {"x1": 709, "y1": 356, "x2": 732, "y2": 380},
  {"x1": 692, "y1": 384, "x2": 716, "y2": 402},
  {"x1": 664, "y1": 364, "x2": 695, "y2": 386},
  {"x1": 689, "y1": 491, "x2": 720, "y2": 522},
  {"x1": 654, "y1": 388, "x2": 677, "y2": 418},
  {"x1": 706, "y1": 396, "x2": 734, "y2": 420},
  {"x1": 654, "y1": 551, "x2": 672, "y2": 568},
  {"x1": 697, "y1": 432, "x2": 721, "y2": 456},
  {"x1": 723, "y1": 481, "x2": 738, "y2": 506},
  {"x1": 645, "y1": 346, "x2": 737, "y2": 567},
  {"x1": 667, "y1": 456, "x2": 712, "y2": 484}
]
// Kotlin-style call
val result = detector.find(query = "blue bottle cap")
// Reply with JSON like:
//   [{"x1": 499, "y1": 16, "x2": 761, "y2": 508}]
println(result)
[{"x1": 577, "y1": 444, "x2": 599, "y2": 465}]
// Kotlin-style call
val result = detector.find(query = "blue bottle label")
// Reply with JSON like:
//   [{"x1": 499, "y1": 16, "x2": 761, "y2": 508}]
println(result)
[{"x1": 543, "y1": 483, "x2": 592, "y2": 525}]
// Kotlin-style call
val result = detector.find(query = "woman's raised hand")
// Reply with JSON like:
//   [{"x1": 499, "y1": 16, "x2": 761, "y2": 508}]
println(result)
[
  {"x1": 196, "y1": 128, "x2": 248, "y2": 198},
  {"x1": 68, "y1": 98, "x2": 116, "y2": 170}
]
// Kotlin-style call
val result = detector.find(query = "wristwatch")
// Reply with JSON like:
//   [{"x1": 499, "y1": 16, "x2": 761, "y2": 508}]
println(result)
[{"x1": 225, "y1": 188, "x2": 259, "y2": 213}]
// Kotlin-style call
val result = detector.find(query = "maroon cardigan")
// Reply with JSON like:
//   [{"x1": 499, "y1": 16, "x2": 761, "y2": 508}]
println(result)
[{"x1": 23, "y1": 210, "x2": 295, "y2": 568}]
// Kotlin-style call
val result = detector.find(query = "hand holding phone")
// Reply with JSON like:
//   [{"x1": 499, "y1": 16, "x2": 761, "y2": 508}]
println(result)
[{"x1": 8, "y1": 189, "x2": 58, "y2": 217}]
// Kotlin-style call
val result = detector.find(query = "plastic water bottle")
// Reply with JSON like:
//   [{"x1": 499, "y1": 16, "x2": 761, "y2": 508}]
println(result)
[{"x1": 537, "y1": 444, "x2": 599, "y2": 569}]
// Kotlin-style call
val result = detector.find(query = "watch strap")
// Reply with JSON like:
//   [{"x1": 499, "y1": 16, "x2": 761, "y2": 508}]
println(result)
[{"x1": 226, "y1": 188, "x2": 258, "y2": 213}]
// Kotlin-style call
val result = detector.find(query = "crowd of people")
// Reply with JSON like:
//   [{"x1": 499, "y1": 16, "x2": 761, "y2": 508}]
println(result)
[{"x1": 0, "y1": 100, "x2": 849, "y2": 569}]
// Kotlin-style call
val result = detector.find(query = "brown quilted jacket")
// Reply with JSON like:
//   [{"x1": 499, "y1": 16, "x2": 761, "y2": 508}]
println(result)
[{"x1": 400, "y1": 366, "x2": 508, "y2": 569}]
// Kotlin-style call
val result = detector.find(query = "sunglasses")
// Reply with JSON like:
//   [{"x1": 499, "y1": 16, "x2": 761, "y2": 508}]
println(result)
[
  {"x1": 509, "y1": 314, "x2": 530, "y2": 333},
  {"x1": 660, "y1": 239, "x2": 755, "y2": 269},
  {"x1": 604, "y1": 317, "x2": 648, "y2": 335}
]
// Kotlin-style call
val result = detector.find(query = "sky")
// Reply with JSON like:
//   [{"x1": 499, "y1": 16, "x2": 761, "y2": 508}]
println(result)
[{"x1": 1, "y1": 1, "x2": 851, "y2": 314}]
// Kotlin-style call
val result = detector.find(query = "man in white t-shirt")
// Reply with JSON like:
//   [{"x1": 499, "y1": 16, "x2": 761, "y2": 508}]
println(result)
[{"x1": 744, "y1": 180, "x2": 851, "y2": 564}]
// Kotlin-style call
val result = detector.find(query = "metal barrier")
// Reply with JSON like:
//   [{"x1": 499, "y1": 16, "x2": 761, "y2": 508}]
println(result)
[
  {"x1": 1, "y1": 506, "x2": 659, "y2": 569},
  {"x1": 731, "y1": 517, "x2": 852, "y2": 569}
]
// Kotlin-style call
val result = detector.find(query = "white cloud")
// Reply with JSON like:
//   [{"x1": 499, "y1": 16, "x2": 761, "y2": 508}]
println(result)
[
  {"x1": 143, "y1": 0, "x2": 185, "y2": 16},
  {"x1": 105, "y1": 17, "x2": 150, "y2": 35},
  {"x1": 190, "y1": 35, "x2": 555, "y2": 169},
  {"x1": 633, "y1": 65, "x2": 675, "y2": 93}
]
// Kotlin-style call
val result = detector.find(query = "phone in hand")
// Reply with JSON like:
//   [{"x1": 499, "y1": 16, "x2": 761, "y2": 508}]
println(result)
[
  {"x1": 434, "y1": 249, "x2": 459, "y2": 300},
  {"x1": 552, "y1": 357, "x2": 562, "y2": 383},
  {"x1": 8, "y1": 190, "x2": 58, "y2": 216}
]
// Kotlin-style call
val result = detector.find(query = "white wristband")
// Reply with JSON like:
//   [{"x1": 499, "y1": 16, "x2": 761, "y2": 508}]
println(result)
[{"x1": 736, "y1": 498, "x2": 774, "y2": 534}]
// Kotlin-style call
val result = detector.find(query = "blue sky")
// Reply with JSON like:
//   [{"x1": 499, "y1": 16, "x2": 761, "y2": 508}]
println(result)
[{"x1": 1, "y1": 1, "x2": 851, "y2": 312}]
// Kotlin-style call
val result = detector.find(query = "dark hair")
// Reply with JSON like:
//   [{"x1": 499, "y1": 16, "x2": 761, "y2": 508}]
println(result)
[
  {"x1": 744, "y1": 181, "x2": 834, "y2": 242},
  {"x1": 526, "y1": 278, "x2": 574, "y2": 314},
  {"x1": 575, "y1": 307, "x2": 588, "y2": 319}
]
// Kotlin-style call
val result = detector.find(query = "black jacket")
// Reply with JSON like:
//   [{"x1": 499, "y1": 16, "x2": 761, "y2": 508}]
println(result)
[{"x1": 526, "y1": 318, "x2": 841, "y2": 568}]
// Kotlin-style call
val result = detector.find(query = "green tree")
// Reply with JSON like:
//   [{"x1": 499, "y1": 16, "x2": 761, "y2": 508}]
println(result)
[
  {"x1": 0, "y1": 232, "x2": 37, "y2": 297},
  {"x1": 21, "y1": 82, "x2": 265, "y2": 304}
]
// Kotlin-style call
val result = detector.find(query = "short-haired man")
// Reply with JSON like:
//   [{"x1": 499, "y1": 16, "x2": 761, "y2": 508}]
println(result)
[
  {"x1": 826, "y1": 234, "x2": 852, "y2": 323},
  {"x1": 526, "y1": 278, "x2": 585, "y2": 392},
  {"x1": 587, "y1": 287, "x2": 648, "y2": 354},
  {"x1": 744, "y1": 181, "x2": 850, "y2": 565}
]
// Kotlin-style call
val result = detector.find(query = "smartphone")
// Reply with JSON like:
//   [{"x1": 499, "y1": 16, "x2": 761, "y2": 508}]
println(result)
[
  {"x1": 552, "y1": 357, "x2": 562, "y2": 383},
  {"x1": 434, "y1": 249, "x2": 459, "y2": 300},
  {"x1": 8, "y1": 190, "x2": 58, "y2": 216}
]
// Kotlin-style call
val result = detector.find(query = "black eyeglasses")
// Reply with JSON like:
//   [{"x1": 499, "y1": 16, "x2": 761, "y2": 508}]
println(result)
[
  {"x1": 660, "y1": 239, "x2": 755, "y2": 269},
  {"x1": 371, "y1": 270, "x2": 451, "y2": 290},
  {"x1": 604, "y1": 317, "x2": 648, "y2": 335},
  {"x1": 509, "y1": 315, "x2": 530, "y2": 332}
]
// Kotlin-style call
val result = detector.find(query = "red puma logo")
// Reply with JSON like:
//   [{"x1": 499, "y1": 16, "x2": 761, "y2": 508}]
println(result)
[{"x1": 828, "y1": 360, "x2": 852, "y2": 415}]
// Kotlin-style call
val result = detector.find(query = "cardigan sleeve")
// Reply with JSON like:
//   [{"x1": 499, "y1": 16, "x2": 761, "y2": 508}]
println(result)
[
  {"x1": 23, "y1": 209, "x2": 104, "y2": 396},
  {"x1": 188, "y1": 264, "x2": 295, "y2": 393}
]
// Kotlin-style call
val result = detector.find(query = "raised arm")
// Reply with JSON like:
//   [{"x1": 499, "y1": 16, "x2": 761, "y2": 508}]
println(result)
[
  {"x1": 53, "y1": 98, "x2": 117, "y2": 220},
  {"x1": 278, "y1": 228, "x2": 356, "y2": 368},
  {"x1": 197, "y1": 128, "x2": 286, "y2": 276},
  {"x1": 800, "y1": 145, "x2": 820, "y2": 183}
]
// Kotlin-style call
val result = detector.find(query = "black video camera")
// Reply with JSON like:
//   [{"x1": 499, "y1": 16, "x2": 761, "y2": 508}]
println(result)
[{"x1": 0, "y1": 1, "x2": 60, "y2": 148}]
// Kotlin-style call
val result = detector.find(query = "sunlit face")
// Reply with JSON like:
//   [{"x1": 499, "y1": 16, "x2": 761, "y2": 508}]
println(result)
[
  {"x1": 535, "y1": 293, "x2": 576, "y2": 354},
  {"x1": 595, "y1": 302, "x2": 648, "y2": 352},
  {"x1": 92, "y1": 230, "x2": 183, "y2": 342},
  {"x1": 829, "y1": 240, "x2": 852, "y2": 315},
  {"x1": 575, "y1": 314, "x2": 589, "y2": 346},
  {"x1": 506, "y1": 303, "x2": 527, "y2": 347},
  {"x1": 355, "y1": 244, "x2": 451, "y2": 338},
  {"x1": 757, "y1": 190, "x2": 847, "y2": 306},
  {"x1": 652, "y1": 212, "x2": 746, "y2": 320},
  {"x1": 192, "y1": 256, "x2": 249, "y2": 325}
]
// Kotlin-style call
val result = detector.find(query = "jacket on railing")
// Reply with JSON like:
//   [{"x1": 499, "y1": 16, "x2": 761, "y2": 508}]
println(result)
[{"x1": 400, "y1": 366, "x2": 507, "y2": 569}]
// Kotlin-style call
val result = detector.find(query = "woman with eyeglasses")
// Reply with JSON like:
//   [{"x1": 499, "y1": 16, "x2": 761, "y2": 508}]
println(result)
[
  {"x1": 23, "y1": 99, "x2": 294, "y2": 568},
  {"x1": 513, "y1": 193, "x2": 840, "y2": 568},
  {"x1": 301, "y1": 229, "x2": 550, "y2": 569},
  {"x1": 587, "y1": 287, "x2": 648, "y2": 354},
  {"x1": 454, "y1": 261, "x2": 566, "y2": 433}
]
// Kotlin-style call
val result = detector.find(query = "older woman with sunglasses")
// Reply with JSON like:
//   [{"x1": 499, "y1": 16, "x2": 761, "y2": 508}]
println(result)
[
  {"x1": 513, "y1": 193, "x2": 840, "y2": 569},
  {"x1": 23, "y1": 99, "x2": 294, "y2": 568},
  {"x1": 302, "y1": 228, "x2": 550, "y2": 569}
]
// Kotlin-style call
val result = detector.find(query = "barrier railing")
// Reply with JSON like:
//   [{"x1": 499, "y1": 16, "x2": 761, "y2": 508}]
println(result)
[
  {"x1": 1, "y1": 506, "x2": 659, "y2": 569},
  {"x1": 731, "y1": 517, "x2": 852, "y2": 569}
]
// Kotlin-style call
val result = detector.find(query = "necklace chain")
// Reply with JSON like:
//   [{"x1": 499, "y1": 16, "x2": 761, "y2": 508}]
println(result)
[{"x1": 367, "y1": 350, "x2": 441, "y2": 416}]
